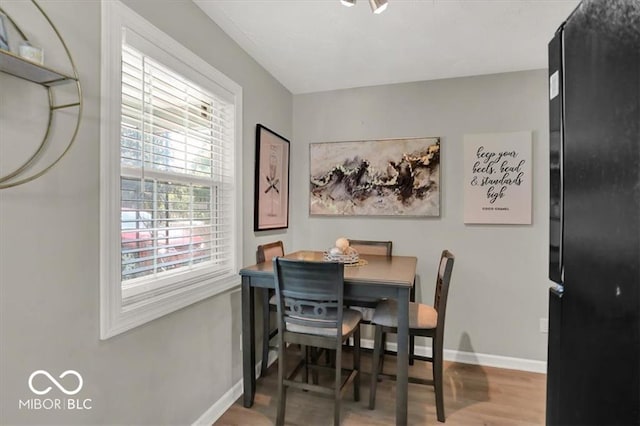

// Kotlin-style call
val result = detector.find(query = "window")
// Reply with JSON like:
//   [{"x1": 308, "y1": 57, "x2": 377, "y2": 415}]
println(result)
[{"x1": 100, "y1": 1, "x2": 242, "y2": 339}]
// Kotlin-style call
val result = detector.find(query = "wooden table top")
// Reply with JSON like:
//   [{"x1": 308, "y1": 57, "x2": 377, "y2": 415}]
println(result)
[{"x1": 240, "y1": 250, "x2": 417, "y2": 288}]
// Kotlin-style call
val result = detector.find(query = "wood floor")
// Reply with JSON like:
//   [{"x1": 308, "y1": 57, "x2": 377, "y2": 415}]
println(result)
[{"x1": 215, "y1": 346, "x2": 546, "y2": 425}]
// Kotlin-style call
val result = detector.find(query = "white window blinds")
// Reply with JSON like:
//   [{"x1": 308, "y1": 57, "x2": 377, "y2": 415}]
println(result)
[{"x1": 119, "y1": 43, "x2": 234, "y2": 284}]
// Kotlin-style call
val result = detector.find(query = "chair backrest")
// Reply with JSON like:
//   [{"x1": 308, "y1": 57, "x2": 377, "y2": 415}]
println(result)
[
  {"x1": 434, "y1": 250, "x2": 455, "y2": 330},
  {"x1": 273, "y1": 257, "x2": 345, "y2": 336},
  {"x1": 256, "y1": 241, "x2": 285, "y2": 263},
  {"x1": 348, "y1": 239, "x2": 392, "y2": 257}
]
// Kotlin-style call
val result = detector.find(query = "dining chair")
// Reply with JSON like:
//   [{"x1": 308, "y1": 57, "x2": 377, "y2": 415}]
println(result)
[
  {"x1": 368, "y1": 249, "x2": 455, "y2": 423},
  {"x1": 344, "y1": 239, "x2": 392, "y2": 322},
  {"x1": 256, "y1": 241, "x2": 285, "y2": 376},
  {"x1": 341, "y1": 240, "x2": 392, "y2": 355},
  {"x1": 273, "y1": 257, "x2": 362, "y2": 426},
  {"x1": 348, "y1": 239, "x2": 393, "y2": 257},
  {"x1": 345, "y1": 239, "x2": 417, "y2": 364}
]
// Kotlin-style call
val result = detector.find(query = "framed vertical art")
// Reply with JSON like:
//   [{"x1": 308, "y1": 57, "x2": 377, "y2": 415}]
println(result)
[
  {"x1": 463, "y1": 131, "x2": 532, "y2": 224},
  {"x1": 254, "y1": 124, "x2": 290, "y2": 231}
]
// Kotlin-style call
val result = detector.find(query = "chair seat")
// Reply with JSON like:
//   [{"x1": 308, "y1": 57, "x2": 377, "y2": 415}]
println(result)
[
  {"x1": 371, "y1": 299, "x2": 437, "y2": 329},
  {"x1": 286, "y1": 308, "x2": 363, "y2": 337}
]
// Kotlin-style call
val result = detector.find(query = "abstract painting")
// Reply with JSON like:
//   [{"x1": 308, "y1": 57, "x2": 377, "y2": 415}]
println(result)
[
  {"x1": 309, "y1": 137, "x2": 440, "y2": 216},
  {"x1": 254, "y1": 124, "x2": 290, "y2": 231}
]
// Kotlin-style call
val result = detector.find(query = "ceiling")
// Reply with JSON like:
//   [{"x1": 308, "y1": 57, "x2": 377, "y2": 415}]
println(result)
[{"x1": 195, "y1": 0, "x2": 580, "y2": 94}]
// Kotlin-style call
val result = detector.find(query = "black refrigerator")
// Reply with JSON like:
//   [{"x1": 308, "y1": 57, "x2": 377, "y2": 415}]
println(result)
[{"x1": 547, "y1": 0, "x2": 640, "y2": 424}]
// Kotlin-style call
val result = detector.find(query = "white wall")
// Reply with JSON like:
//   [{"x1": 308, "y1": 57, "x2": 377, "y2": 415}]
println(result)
[
  {"x1": 292, "y1": 70, "x2": 550, "y2": 362},
  {"x1": 0, "y1": 0, "x2": 291, "y2": 424}
]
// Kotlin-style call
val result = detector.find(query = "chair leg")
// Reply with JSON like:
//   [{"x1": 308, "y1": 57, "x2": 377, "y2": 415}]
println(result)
[
  {"x1": 433, "y1": 335, "x2": 445, "y2": 422},
  {"x1": 326, "y1": 348, "x2": 334, "y2": 367},
  {"x1": 301, "y1": 345, "x2": 308, "y2": 385},
  {"x1": 379, "y1": 331, "x2": 387, "y2": 374},
  {"x1": 409, "y1": 334, "x2": 415, "y2": 366},
  {"x1": 261, "y1": 290, "x2": 272, "y2": 377},
  {"x1": 311, "y1": 347, "x2": 319, "y2": 385},
  {"x1": 353, "y1": 326, "x2": 361, "y2": 402},
  {"x1": 369, "y1": 325, "x2": 383, "y2": 410},
  {"x1": 276, "y1": 338, "x2": 286, "y2": 426},
  {"x1": 409, "y1": 284, "x2": 416, "y2": 366},
  {"x1": 334, "y1": 343, "x2": 342, "y2": 425}
]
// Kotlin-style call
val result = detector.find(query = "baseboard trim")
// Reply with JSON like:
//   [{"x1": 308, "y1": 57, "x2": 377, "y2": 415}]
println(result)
[
  {"x1": 359, "y1": 337, "x2": 547, "y2": 374},
  {"x1": 192, "y1": 379, "x2": 243, "y2": 425},
  {"x1": 194, "y1": 340, "x2": 545, "y2": 424},
  {"x1": 445, "y1": 348, "x2": 547, "y2": 373},
  {"x1": 192, "y1": 352, "x2": 278, "y2": 425}
]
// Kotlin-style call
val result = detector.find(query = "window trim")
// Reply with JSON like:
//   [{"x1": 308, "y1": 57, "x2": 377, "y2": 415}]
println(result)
[{"x1": 100, "y1": 0, "x2": 243, "y2": 339}]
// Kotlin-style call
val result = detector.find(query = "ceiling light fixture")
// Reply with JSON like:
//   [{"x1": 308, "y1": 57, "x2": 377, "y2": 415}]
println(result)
[
  {"x1": 340, "y1": 0, "x2": 388, "y2": 14},
  {"x1": 369, "y1": 0, "x2": 388, "y2": 14}
]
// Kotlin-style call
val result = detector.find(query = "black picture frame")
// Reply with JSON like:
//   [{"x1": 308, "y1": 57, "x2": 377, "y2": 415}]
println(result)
[
  {"x1": 254, "y1": 124, "x2": 290, "y2": 231},
  {"x1": 0, "y1": 13, "x2": 9, "y2": 52}
]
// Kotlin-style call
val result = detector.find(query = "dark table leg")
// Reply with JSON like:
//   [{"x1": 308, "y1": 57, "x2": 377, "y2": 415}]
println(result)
[
  {"x1": 242, "y1": 276, "x2": 256, "y2": 407},
  {"x1": 396, "y1": 287, "x2": 410, "y2": 425}
]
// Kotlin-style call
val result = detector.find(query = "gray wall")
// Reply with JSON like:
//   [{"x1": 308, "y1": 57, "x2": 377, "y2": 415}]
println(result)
[
  {"x1": 0, "y1": 0, "x2": 291, "y2": 424},
  {"x1": 291, "y1": 70, "x2": 550, "y2": 361},
  {"x1": 0, "y1": 0, "x2": 550, "y2": 423}
]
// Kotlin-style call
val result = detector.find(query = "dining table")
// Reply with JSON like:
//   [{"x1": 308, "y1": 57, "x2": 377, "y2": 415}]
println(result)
[{"x1": 239, "y1": 250, "x2": 417, "y2": 425}]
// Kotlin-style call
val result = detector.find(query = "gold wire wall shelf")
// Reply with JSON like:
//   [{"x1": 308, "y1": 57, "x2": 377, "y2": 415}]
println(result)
[
  {"x1": 0, "y1": 48, "x2": 76, "y2": 86},
  {"x1": 0, "y1": 0, "x2": 83, "y2": 189}
]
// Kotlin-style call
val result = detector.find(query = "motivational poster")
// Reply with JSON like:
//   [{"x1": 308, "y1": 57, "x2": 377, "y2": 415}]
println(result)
[{"x1": 464, "y1": 131, "x2": 532, "y2": 224}]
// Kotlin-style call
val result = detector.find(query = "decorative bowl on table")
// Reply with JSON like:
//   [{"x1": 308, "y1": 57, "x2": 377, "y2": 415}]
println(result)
[{"x1": 323, "y1": 246, "x2": 360, "y2": 264}]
